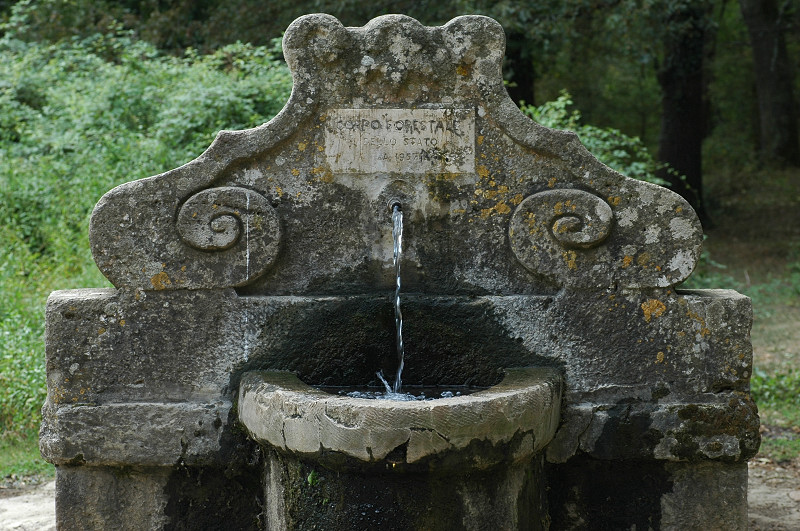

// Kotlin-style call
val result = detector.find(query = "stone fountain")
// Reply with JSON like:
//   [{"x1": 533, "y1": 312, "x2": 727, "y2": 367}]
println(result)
[{"x1": 41, "y1": 14, "x2": 759, "y2": 530}]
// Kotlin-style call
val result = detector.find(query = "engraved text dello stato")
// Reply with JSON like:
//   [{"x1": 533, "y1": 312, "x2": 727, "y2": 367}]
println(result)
[{"x1": 324, "y1": 108, "x2": 476, "y2": 174}]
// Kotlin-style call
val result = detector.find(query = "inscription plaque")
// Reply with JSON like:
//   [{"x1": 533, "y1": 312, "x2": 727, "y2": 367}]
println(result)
[{"x1": 324, "y1": 108, "x2": 475, "y2": 174}]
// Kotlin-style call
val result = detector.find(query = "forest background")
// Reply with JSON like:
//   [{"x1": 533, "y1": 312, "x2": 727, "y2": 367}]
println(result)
[{"x1": 1, "y1": 0, "x2": 799, "y2": 478}]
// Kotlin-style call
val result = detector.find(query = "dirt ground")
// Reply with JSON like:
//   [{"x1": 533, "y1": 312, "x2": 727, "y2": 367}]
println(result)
[
  {"x1": 0, "y1": 479, "x2": 54, "y2": 531},
  {"x1": 749, "y1": 459, "x2": 800, "y2": 530}
]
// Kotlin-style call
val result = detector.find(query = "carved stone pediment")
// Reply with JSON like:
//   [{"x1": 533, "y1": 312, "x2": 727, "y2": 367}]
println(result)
[{"x1": 89, "y1": 14, "x2": 702, "y2": 293}]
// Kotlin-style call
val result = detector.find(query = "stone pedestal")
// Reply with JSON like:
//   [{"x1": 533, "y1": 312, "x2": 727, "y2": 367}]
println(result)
[
  {"x1": 263, "y1": 450, "x2": 549, "y2": 531},
  {"x1": 239, "y1": 369, "x2": 561, "y2": 530}
]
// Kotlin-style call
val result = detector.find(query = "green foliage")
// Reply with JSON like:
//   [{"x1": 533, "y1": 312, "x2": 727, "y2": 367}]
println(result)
[
  {"x1": 739, "y1": 244, "x2": 800, "y2": 313},
  {"x1": 0, "y1": 429, "x2": 54, "y2": 478},
  {"x1": 0, "y1": 29, "x2": 291, "y2": 435},
  {"x1": 752, "y1": 369, "x2": 800, "y2": 464},
  {"x1": 521, "y1": 91, "x2": 668, "y2": 185},
  {"x1": 752, "y1": 369, "x2": 800, "y2": 409},
  {"x1": 758, "y1": 437, "x2": 800, "y2": 464}
]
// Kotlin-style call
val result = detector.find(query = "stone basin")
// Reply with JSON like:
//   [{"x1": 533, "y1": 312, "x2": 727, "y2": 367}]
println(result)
[{"x1": 238, "y1": 367, "x2": 562, "y2": 470}]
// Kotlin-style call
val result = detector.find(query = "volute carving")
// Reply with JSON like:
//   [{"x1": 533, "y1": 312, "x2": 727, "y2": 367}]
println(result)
[{"x1": 509, "y1": 186, "x2": 701, "y2": 289}]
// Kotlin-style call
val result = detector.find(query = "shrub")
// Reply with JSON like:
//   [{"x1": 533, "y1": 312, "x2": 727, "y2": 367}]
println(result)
[
  {"x1": 0, "y1": 30, "x2": 291, "y2": 434},
  {"x1": 521, "y1": 90, "x2": 668, "y2": 186}
]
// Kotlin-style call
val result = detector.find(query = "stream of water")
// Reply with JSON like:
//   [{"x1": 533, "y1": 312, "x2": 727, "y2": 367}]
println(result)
[
  {"x1": 329, "y1": 202, "x2": 480, "y2": 401},
  {"x1": 342, "y1": 203, "x2": 477, "y2": 401},
  {"x1": 391, "y1": 203, "x2": 404, "y2": 393},
  {"x1": 374, "y1": 203, "x2": 406, "y2": 397}
]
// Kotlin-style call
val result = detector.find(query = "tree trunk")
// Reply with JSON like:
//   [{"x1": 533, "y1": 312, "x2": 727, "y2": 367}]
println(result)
[
  {"x1": 505, "y1": 31, "x2": 536, "y2": 106},
  {"x1": 656, "y1": 1, "x2": 710, "y2": 225},
  {"x1": 739, "y1": 0, "x2": 800, "y2": 166}
]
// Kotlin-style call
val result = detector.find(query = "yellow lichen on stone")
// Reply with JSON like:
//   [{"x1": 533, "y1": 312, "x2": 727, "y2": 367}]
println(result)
[
  {"x1": 686, "y1": 309, "x2": 711, "y2": 337},
  {"x1": 525, "y1": 212, "x2": 540, "y2": 235},
  {"x1": 495, "y1": 201, "x2": 511, "y2": 215},
  {"x1": 477, "y1": 164, "x2": 490, "y2": 178},
  {"x1": 637, "y1": 252, "x2": 651, "y2": 268},
  {"x1": 550, "y1": 200, "x2": 577, "y2": 214},
  {"x1": 51, "y1": 386, "x2": 67, "y2": 404},
  {"x1": 656, "y1": 351, "x2": 665, "y2": 364},
  {"x1": 311, "y1": 166, "x2": 334, "y2": 183},
  {"x1": 510, "y1": 193, "x2": 524, "y2": 206},
  {"x1": 483, "y1": 185, "x2": 509, "y2": 200},
  {"x1": 641, "y1": 299, "x2": 666, "y2": 322},
  {"x1": 298, "y1": 142, "x2": 307, "y2": 151},
  {"x1": 150, "y1": 271, "x2": 171, "y2": 290},
  {"x1": 480, "y1": 200, "x2": 512, "y2": 219},
  {"x1": 548, "y1": 177, "x2": 557, "y2": 188},
  {"x1": 252, "y1": 214, "x2": 265, "y2": 231},
  {"x1": 477, "y1": 135, "x2": 484, "y2": 145},
  {"x1": 291, "y1": 168, "x2": 300, "y2": 176},
  {"x1": 607, "y1": 196, "x2": 621, "y2": 206},
  {"x1": 562, "y1": 250, "x2": 577, "y2": 270},
  {"x1": 622, "y1": 255, "x2": 633, "y2": 268}
]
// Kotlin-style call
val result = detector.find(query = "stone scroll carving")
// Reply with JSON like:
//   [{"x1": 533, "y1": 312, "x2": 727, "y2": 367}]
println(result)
[
  {"x1": 509, "y1": 186, "x2": 702, "y2": 289},
  {"x1": 177, "y1": 187, "x2": 279, "y2": 254},
  {"x1": 511, "y1": 189, "x2": 614, "y2": 250},
  {"x1": 90, "y1": 184, "x2": 280, "y2": 290}
]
